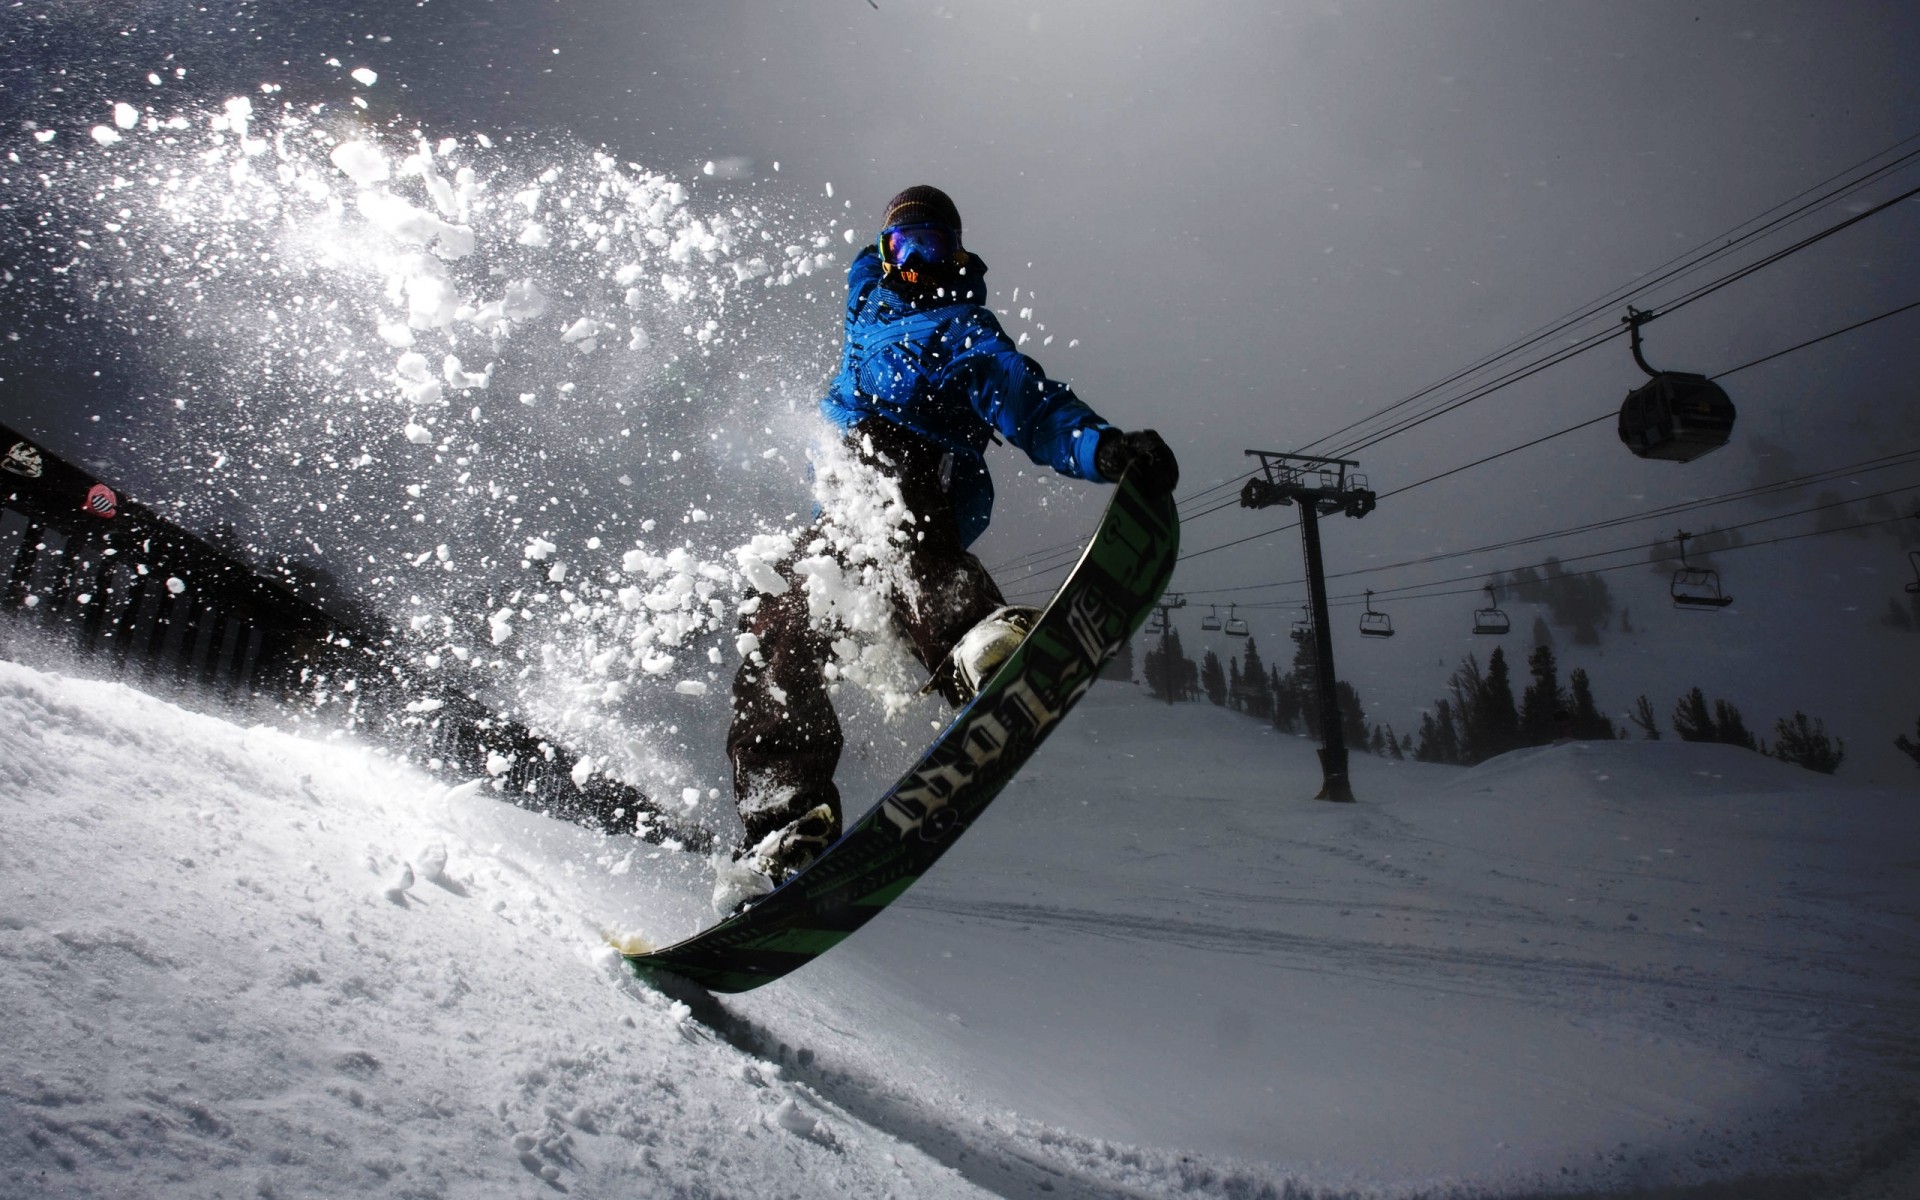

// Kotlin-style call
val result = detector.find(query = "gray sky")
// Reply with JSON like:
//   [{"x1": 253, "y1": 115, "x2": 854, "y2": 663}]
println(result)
[{"x1": 4, "y1": 1, "x2": 1918, "y2": 767}]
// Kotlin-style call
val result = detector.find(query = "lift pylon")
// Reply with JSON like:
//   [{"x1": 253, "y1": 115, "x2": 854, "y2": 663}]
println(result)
[{"x1": 1241, "y1": 450, "x2": 1377, "y2": 803}]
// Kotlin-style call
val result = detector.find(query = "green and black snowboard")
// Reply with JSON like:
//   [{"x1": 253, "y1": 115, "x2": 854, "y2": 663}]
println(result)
[{"x1": 622, "y1": 469, "x2": 1179, "y2": 994}]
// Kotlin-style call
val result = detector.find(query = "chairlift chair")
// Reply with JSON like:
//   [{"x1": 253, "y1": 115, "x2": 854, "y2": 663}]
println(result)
[
  {"x1": 1290, "y1": 608, "x2": 1312, "y2": 644},
  {"x1": 1201, "y1": 604, "x2": 1222, "y2": 632},
  {"x1": 1358, "y1": 590, "x2": 1395, "y2": 638},
  {"x1": 1669, "y1": 530, "x2": 1734, "y2": 609},
  {"x1": 1472, "y1": 585, "x2": 1511, "y2": 636},
  {"x1": 1224, "y1": 604, "x2": 1250, "y2": 638},
  {"x1": 1146, "y1": 608, "x2": 1169, "y2": 634},
  {"x1": 1616, "y1": 308, "x2": 1737, "y2": 463}
]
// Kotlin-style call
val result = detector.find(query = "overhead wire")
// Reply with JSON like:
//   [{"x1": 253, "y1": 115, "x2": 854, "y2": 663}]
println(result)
[
  {"x1": 1300, "y1": 132, "x2": 1920, "y2": 460},
  {"x1": 1170, "y1": 288, "x2": 1920, "y2": 570},
  {"x1": 1274, "y1": 480, "x2": 1920, "y2": 613},
  {"x1": 1177, "y1": 446, "x2": 1920, "y2": 604},
  {"x1": 995, "y1": 133, "x2": 1920, "y2": 596}
]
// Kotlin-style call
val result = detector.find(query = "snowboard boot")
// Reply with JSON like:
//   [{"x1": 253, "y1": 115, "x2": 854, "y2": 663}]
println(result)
[
  {"x1": 949, "y1": 605, "x2": 1042, "y2": 703},
  {"x1": 710, "y1": 803, "x2": 840, "y2": 916}
]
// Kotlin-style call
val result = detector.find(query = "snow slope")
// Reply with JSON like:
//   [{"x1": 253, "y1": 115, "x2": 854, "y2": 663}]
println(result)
[{"x1": 3, "y1": 658, "x2": 1918, "y2": 1199}]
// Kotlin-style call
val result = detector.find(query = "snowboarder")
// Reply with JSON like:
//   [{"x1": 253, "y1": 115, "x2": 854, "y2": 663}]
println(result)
[{"x1": 717, "y1": 185, "x2": 1178, "y2": 911}]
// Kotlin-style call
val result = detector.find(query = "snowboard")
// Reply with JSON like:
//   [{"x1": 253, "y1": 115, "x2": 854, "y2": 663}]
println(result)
[{"x1": 622, "y1": 468, "x2": 1179, "y2": 994}]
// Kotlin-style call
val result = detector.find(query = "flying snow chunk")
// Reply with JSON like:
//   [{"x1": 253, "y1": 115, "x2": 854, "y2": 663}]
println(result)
[
  {"x1": 351, "y1": 67, "x2": 378, "y2": 87},
  {"x1": 501, "y1": 279, "x2": 548, "y2": 320},
  {"x1": 675, "y1": 680, "x2": 709, "y2": 697},
  {"x1": 165, "y1": 577, "x2": 187, "y2": 595},
  {"x1": 561, "y1": 317, "x2": 600, "y2": 344},
  {"x1": 112, "y1": 102, "x2": 139, "y2": 129},
  {"x1": 90, "y1": 126, "x2": 121, "y2": 146},
  {"x1": 329, "y1": 140, "x2": 391, "y2": 185},
  {"x1": 442, "y1": 355, "x2": 491, "y2": 389},
  {"x1": 523, "y1": 537, "x2": 558, "y2": 562},
  {"x1": 404, "y1": 422, "x2": 433, "y2": 445}
]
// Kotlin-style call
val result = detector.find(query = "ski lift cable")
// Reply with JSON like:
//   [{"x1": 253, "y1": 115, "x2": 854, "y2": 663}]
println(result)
[
  {"x1": 1309, "y1": 505, "x2": 1918, "y2": 612},
  {"x1": 1002, "y1": 198, "x2": 1920, "y2": 590},
  {"x1": 1225, "y1": 496, "x2": 1916, "y2": 615},
  {"x1": 997, "y1": 162, "x2": 1920, "y2": 582},
  {"x1": 1318, "y1": 180, "x2": 1920, "y2": 462},
  {"x1": 1710, "y1": 296, "x2": 1920, "y2": 381},
  {"x1": 1087, "y1": 505, "x2": 1916, "y2": 616},
  {"x1": 1173, "y1": 289, "x2": 1920, "y2": 574},
  {"x1": 1645, "y1": 183, "x2": 1920, "y2": 323},
  {"x1": 1328, "y1": 320, "x2": 1633, "y2": 460},
  {"x1": 1176, "y1": 447, "x2": 1920, "y2": 603},
  {"x1": 1294, "y1": 133, "x2": 1920, "y2": 458},
  {"x1": 1260, "y1": 473, "x2": 1920, "y2": 608},
  {"x1": 1325, "y1": 479, "x2": 1920, "y2": 607}
]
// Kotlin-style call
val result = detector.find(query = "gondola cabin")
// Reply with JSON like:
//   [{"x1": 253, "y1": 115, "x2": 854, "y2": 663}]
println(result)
[{"x1": 1618, "y1": 371, "x2": 1737, "y2": 463}]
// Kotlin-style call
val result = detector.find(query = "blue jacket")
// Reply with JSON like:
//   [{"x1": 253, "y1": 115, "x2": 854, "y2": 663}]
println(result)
[{"x1": 819, "y1": 246, "x2": 1113, "y2": 547}]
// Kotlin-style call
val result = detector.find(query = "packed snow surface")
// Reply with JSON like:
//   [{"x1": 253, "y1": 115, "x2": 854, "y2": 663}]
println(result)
[{"x1": 3, "y1": 659, "x2": 1917, "y2": 1198}]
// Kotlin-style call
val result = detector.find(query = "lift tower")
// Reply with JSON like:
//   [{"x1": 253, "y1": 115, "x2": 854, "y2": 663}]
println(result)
[{"x1": 1240, "y1": 451, "x2": 1377, "y2": 802}]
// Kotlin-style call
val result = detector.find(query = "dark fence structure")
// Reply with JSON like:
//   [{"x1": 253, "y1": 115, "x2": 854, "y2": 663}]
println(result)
[{"x1": 0, "y1": 421, "x2": 701, "y2": 848}]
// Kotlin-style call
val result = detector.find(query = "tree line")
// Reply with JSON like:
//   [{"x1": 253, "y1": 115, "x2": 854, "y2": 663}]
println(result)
[{"x1": 1140, "y1": 631, "x2": 1878, "y2": 776}]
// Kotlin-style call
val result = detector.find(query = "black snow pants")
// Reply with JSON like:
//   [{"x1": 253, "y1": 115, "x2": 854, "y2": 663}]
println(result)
[{"x1": 724, "y1": 418, "x2": 1005, "y2": 850}]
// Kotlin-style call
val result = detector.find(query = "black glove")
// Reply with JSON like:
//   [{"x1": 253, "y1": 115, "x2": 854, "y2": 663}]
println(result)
[{"x1": 1095, "y1": 428, "x2": 1179, "y2": 495}]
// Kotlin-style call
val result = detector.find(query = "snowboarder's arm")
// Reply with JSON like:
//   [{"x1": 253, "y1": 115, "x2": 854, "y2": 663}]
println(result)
[
  {"x1": 952, "y1": 311, "x2": 1111, "y2": 481},
  {"x1": 844, "y1": 246, "x2": 885, "y2": 324}
]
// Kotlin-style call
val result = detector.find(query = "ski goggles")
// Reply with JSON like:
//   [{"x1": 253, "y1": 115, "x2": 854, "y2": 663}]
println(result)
[{"x1": 879, "y1": 222, "x2": 961, "y2": 269}]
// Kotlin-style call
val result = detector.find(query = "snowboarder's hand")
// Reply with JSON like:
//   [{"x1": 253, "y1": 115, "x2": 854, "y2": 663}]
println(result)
[{"x1": 1096, "y1": 429, "x2": 1179, "y2": 494}]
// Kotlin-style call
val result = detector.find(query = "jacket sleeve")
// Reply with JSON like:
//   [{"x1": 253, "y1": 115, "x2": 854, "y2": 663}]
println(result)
[
  {"x1": 845, "y1": 246, "x2": 884, "y2": 323},
  {"x1": 950, "y1": 308, "x2": 1114, "y2": 481}
]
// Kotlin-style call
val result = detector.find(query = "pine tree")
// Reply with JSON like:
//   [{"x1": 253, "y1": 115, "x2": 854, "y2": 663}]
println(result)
[
  {"x1": 1712, "y1": 700, "x2": 1758, "y2": 751},
  {"x1": 1672, "y1": 687, "x2": 1716, "y2": 742},
  {"x1": 1895, "y1": 718, "x2": 1920, "y2": 770},
  {"x1": 1772, "y1": 712, "x2": 1845, "y2": 774},
  {"x1": 1531, "y1": 614, "x2": 1553, "y2": 648},
  {"x1": 1566, "y1": 669, "x2": 1614, "y2": 740},
  {"x1": 1455, "y1": 646, "x2": 1520, "y2": 762},
  {"x1": 1337, "y1": 680, "x2": 1369, "y2": 745},
  {"x1": 1240, "y1": 635, "x2": 1273, "y2": 720},
  {"x1": 1272, "y1": 666, "x2": 1301, "y2": 733},
  {"x1": 1519, "y1": 645, "x2": 1566, "y2": 746},
  {"x1": 1142, "y1": 628, "x2": 1193, "y2": 702},
  {"x1": 1415, "y1": 699, "x2": 1462, "y2": 764},
  {"x1": 1384, "y1": 723, "x2": 1405, "y2": 760},
  {"x1": 1100, "y1": 633, "x2": 1136, "y2": 681},
  {"x1": 1628, "y1": 694, "x2": 1661, "y2": 740},
  {"x1": 1200, "y1": 650, "x2": 1227, "y2": 706},
  {"x1": 1227, "y1": 658, "x2": 1242, "y2": 712},
  {"x1": 1369, "y1": 725, "x2": 1387, "y2": 756}
]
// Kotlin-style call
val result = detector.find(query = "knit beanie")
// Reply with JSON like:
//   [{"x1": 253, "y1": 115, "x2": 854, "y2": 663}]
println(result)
[{"x1": 882, "y1": 185, "x2": 961, "y2": 233}]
